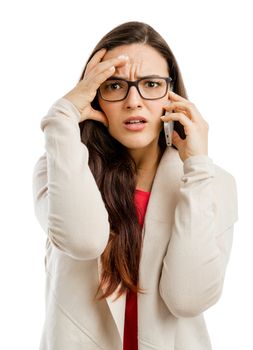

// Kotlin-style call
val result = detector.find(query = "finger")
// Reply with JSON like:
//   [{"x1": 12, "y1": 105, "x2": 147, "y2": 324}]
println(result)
[
  {"x1": 84, "y1": 56, "x2": 128, "y2": 89},
  {"x1": 86, "y1": 53, "x2": 129, "y2": 79},
  {"x1": 78, "y1": 55, "x2": 129, "y2": 104},
  {"x1": 172, "y1": 129, "x2": 185, "y2": 149},
  {"x1": 85, "y1": 48, "x2": 107, "y2": 75},
  {"x1": 90, "y1": 65, "x2": 116, "y2": 90},
  {"x1": 161, "y1": 112, "x2": 192, "y2": 129},
  {"x1": 163, "y1": 101, "x2": 200, "y2": 121},
  {"x1": 92, "y1": 55, "x2": 129, "y2": 75},
  {"x1": 168, "y1": 90, "x2": 189, "y2": 103}
]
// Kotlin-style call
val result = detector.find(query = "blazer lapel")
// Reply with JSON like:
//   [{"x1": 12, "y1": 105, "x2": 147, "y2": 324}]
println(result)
[
  {"x1": 144, "y1": 147, "x2": 182, "y2": 223},
  {"x1": 97, "y1": 257, "x2": 126, "y2": 343}
]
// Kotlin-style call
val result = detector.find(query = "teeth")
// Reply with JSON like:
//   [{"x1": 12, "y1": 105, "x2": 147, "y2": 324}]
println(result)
[{"x1": 127, "y1": 120, "x2": 144, "y2": 124}]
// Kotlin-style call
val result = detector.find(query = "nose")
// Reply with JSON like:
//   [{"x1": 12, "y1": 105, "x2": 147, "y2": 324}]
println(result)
[{"x1": 123, "y1": 86, "x2": 143, "y2": 109}]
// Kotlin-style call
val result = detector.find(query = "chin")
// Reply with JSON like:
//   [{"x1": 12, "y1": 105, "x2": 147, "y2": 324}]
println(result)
[{"x1": 115, "y1": 135, "x2": 159, "y2": 151}]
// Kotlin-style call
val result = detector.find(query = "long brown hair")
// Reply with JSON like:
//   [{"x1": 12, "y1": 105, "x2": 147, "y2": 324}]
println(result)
[{"x1": 78, "y1": 21, "x2": 188, "y2": 300}]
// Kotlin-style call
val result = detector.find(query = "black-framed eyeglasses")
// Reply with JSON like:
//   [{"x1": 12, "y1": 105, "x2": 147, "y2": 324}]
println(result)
[{"x1": 98, "y1": 75, "x2": 173, "y2": 102}]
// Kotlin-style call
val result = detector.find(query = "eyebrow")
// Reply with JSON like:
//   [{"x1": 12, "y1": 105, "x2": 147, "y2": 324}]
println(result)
[{"x1": 108, "y1": 74, "x2": 167, "y2": 81}]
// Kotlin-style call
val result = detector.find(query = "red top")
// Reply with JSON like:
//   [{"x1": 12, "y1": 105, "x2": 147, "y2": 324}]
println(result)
[{"x1": 123, "y1": 189, "x2": 151, "y2": 350}]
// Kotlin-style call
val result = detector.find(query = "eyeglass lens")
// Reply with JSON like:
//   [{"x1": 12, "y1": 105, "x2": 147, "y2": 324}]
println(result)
[{"x1": 99, "y1": 77, "x2": 169, "y2": 101}]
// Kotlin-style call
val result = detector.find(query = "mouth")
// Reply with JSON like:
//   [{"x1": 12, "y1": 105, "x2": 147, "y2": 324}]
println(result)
[
  {"x1": 123, "y1": 116, "x2": 147, "y2": 125},
  {"x1": 123, "y1": 116, "x2": 147, "y2": 131}
]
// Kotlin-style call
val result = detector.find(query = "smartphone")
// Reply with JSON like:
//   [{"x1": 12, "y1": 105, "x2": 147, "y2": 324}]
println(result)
[
  {"x1": 163, "y1": 110, "x2": 187, "y2": 147},
  {"x1": 164, "y1": 113, "x2": 174, "y2": 147}
]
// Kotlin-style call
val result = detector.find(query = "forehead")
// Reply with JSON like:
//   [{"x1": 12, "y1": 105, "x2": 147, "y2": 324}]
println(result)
[{"x1": 102, "y1": 43, "x2": 168, "y2": 77}]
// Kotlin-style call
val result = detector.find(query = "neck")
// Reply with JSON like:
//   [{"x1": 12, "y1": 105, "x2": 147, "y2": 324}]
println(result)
[
  {"x1": 128, "y1": 144, "x2": 161, "y2": 170},
  {"x1": 128, "y1": 142, "x2": 162, "y2": 192}
]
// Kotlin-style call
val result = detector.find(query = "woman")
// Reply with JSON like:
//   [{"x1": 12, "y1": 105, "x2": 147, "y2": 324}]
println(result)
[{"x1": 32, "y1": 21, "x2": 238, "y2": 350}]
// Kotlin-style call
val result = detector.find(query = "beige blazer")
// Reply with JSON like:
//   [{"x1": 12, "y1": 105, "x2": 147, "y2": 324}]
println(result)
[{"x1": 33, "y1": 98, "x2": 238, "y2": 350}]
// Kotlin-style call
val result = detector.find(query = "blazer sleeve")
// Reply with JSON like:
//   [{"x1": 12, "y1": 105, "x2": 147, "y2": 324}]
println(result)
[
  {"x1": 32, "y1": 98, "x2": 110, "y2": 260},
  {"x1": 159, "y1": 155, "x2": 238, "y2": 318}
]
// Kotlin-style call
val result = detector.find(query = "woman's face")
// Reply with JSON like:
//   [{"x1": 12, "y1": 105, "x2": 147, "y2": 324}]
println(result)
[{"x1": 98, "y1": 44, "x2": 170, "y2": 151}]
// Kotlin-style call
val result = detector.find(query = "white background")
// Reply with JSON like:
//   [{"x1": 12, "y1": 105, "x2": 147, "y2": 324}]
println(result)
[{"x1": 0, "y1": 0, "x2": 252, "y2": 349}]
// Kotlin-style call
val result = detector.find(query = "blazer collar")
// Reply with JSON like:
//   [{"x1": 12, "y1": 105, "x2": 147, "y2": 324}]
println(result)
[{"x1": 144, "y1": 147, "x2": 182, "y2": 223}]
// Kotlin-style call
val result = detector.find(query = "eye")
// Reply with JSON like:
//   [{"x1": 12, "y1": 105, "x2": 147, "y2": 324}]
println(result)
[
  {"x1": 109, "y1": 83, "x2": 121, "y2": 90},
  {"x1": 104, "y1": 80, "x2": 123, "y2": 91},
  {"x1": 143, "y1": 80, "x2": 162, "y2": 88},
  {"x1": 147, "y1": 81, "x2": 158, "y2": 87}
]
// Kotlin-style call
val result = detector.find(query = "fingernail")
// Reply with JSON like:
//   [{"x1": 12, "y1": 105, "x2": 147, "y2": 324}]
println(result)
[{"x1": 117, "y1": 55, "x2": 129, "y2": 60}]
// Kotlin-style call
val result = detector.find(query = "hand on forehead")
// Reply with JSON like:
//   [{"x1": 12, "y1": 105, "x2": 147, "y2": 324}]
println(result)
[{"x1": 102, "y1": 44, "x2": 168, "y2": 78}]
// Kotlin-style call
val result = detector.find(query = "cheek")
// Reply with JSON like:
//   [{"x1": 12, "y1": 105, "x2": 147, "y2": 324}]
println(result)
[
  {"x1": 149, "y1": 104, "x2": 165, "y2": 126},
  {"x1": 150, "y1": 98, "x2": 167, "y2": 116},
  {"x1": 104, "y1": 111, "x2": 118, "y2": 128},
  {"x1": 98, "y1": 99, "x2": 117, "y2": 121},
  {"x1": 149, "y1": 102, "x2": 166, "y2": 133},
  {"x1": 98, "y1": 99, "x2": 108, "y2": 115},
  {"x1": 99, "y1": 104, "x2": 120, "y2": 135}
]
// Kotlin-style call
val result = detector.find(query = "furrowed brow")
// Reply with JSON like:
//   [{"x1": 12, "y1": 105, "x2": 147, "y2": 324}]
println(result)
[{"x1": 107, "y1": 74, "x2": 165, "y2": 81}]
